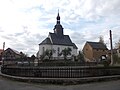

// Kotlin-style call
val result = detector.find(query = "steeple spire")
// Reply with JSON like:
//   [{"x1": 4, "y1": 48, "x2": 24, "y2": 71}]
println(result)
[
  {"x1": 56, "y1": 9, "x2": 60, "y2": 24},
  {"x1": 53, "y1": 10, "x2": 64, "y2": 37}
]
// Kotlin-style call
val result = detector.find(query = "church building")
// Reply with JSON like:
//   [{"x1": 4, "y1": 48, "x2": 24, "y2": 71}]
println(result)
[{"x1": 38, "y1": 12, "x2": 78, "y2": 60}]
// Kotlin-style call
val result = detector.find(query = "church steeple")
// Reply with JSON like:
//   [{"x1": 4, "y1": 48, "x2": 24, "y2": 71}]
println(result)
[
  {"x1": 56, "y1": 10, "x2": 60, "y2": 24},
  {"x1": 53, "y1": 10, "x2": 64, "y2": 37}
]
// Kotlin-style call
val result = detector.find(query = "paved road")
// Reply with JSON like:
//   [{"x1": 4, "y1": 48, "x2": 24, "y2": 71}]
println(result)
[{"x1": 0, "y1": 76, "x2": 120, "y2": 90}]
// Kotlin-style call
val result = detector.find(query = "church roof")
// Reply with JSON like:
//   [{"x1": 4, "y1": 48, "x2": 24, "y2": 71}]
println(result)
[
  {"x1": 39, "y1": 33, "x2": 77, "y2": 47},
  {"x1": 39, "y1": 11, "x2": 78, "y2": 49},
  {"x1": 72, "y1": 43, "x2": 78, "y2": 49},
  {"x1": 39, "y1": 37, "x2": 52, "y2": 45},
  {"x1": 49, "y1": 33, "x2": 73, "y2": 46}
]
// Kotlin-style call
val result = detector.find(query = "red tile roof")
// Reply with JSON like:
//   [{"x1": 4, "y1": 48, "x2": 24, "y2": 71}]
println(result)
[{"x1": 0, "y1": 49, "x2": 3, "y2": 55}]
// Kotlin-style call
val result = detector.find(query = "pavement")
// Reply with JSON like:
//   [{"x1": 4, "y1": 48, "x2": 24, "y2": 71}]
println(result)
[{"x1": 0, "y1": 73, "x2": 120, "y2": 90}]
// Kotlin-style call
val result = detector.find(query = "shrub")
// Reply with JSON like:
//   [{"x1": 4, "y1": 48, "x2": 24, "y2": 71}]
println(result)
[{"x1": 102, "y1": 59, "x2": 111, "y2": 67}]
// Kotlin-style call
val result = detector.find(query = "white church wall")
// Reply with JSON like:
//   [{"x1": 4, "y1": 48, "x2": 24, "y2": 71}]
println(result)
[
  {"x1": 38, "y1": 44, "x2": 77, "y2": 60},
  {"x1": 52, "y1": 45, "x2": 75, "y2": 59},
  {"x1": 38, "y1": 44, "x2": 52, "y2": 56},
  {"x1": 73, "y1": 49, "x2": 78, "y2": 56}
]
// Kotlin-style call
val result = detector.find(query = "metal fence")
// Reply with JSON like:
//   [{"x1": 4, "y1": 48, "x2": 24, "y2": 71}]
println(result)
[{"x1": 1, "y1": 66, "x2": 120, "y2": 78}]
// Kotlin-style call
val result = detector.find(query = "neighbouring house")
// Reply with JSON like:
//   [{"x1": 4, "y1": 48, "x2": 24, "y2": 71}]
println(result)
[
  {"x1": 0, "y1": 49, "x2": 3, "y2": 61},
  {"x1": 83, "y1": 41, "x2": 108, "y2": 62},
  {"x1": 2, "y1": 48, "x2": 21, "y2": 60},
  {"x1": 38, "y1": 12, "x2": 78, "y2": 60}
]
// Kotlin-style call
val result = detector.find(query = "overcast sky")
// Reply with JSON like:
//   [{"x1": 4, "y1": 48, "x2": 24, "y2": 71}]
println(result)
[{"x1": 0, "y1": 0, "x2": 120, "y2": 56}]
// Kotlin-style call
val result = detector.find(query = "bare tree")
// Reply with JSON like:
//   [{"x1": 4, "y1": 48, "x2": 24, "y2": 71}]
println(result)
[
  {"x1": 99, "y1": 35, "x2": 104, "y2": 44},
  {"x1": 115, "y1": 39, "x2": 120, "y2": 49}
]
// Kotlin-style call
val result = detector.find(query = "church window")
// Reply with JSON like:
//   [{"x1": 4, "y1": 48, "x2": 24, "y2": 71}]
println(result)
[
  {"x1": 58, "y1": 47, "x2": 60, "y2": 56},
  {"x1": 42, "y1": 47, "x2": 45, "y2": 53}
]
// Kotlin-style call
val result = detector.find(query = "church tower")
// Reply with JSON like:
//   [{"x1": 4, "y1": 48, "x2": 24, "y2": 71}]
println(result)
[{"x1": 53, "y1": 11, "x2": 64, "y2": 37}]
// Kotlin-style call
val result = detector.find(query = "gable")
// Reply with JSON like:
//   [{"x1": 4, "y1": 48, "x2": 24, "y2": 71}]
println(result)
[
  {"x1": 4, "y1": 48, "x2": 21, "y2": 56},
  {"x1": 83, "y1": 42, "x2": 92, "y2": 51}
]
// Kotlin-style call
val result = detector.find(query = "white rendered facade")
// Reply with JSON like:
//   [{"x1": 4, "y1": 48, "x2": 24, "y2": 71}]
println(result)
[{"x1": 38, "y1": 44, "x2": 77, "y2": 60}]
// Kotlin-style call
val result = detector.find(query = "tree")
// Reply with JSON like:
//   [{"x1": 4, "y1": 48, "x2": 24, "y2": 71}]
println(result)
[
  {"x1": 113, "y1": 54, "x2": 118, "y2": 64},
  {"x1": 41, "y1": 49, "x2": 55, "y2": 60},
  {"x1": 77, "y1": 51, "x2": 85, "y2": 62},
  {"x1": 31, "y1": 55, "x2": 36, "y2": 60},
  {"x1": 60, "y1": 47, "x2": 72, "y2": 60},
  {"x1": 99, "y1": 36, "x2": 105, "y2": 44},
  {"x1": 20, "y1": 52, "x2": 28, "y2": 60},
  {"x1": 113, "y1": 39, "x2": 120, "y2": 64},
  {"x1": 45, "y1": 49, "x2": 52, "y2": 60},
  {"x1": 115, "y1": 39, "x2": 120, "y2": 49}
]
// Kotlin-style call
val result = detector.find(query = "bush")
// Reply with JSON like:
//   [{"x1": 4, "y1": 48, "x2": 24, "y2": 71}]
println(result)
[{"x1": 102, "y1": 59, "x2": 111, "y2": 67}]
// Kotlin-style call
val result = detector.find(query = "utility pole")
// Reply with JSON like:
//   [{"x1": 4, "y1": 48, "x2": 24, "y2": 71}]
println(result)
[{"x1": 110, "y1": 30, "x2": 113, "y2": 65}]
